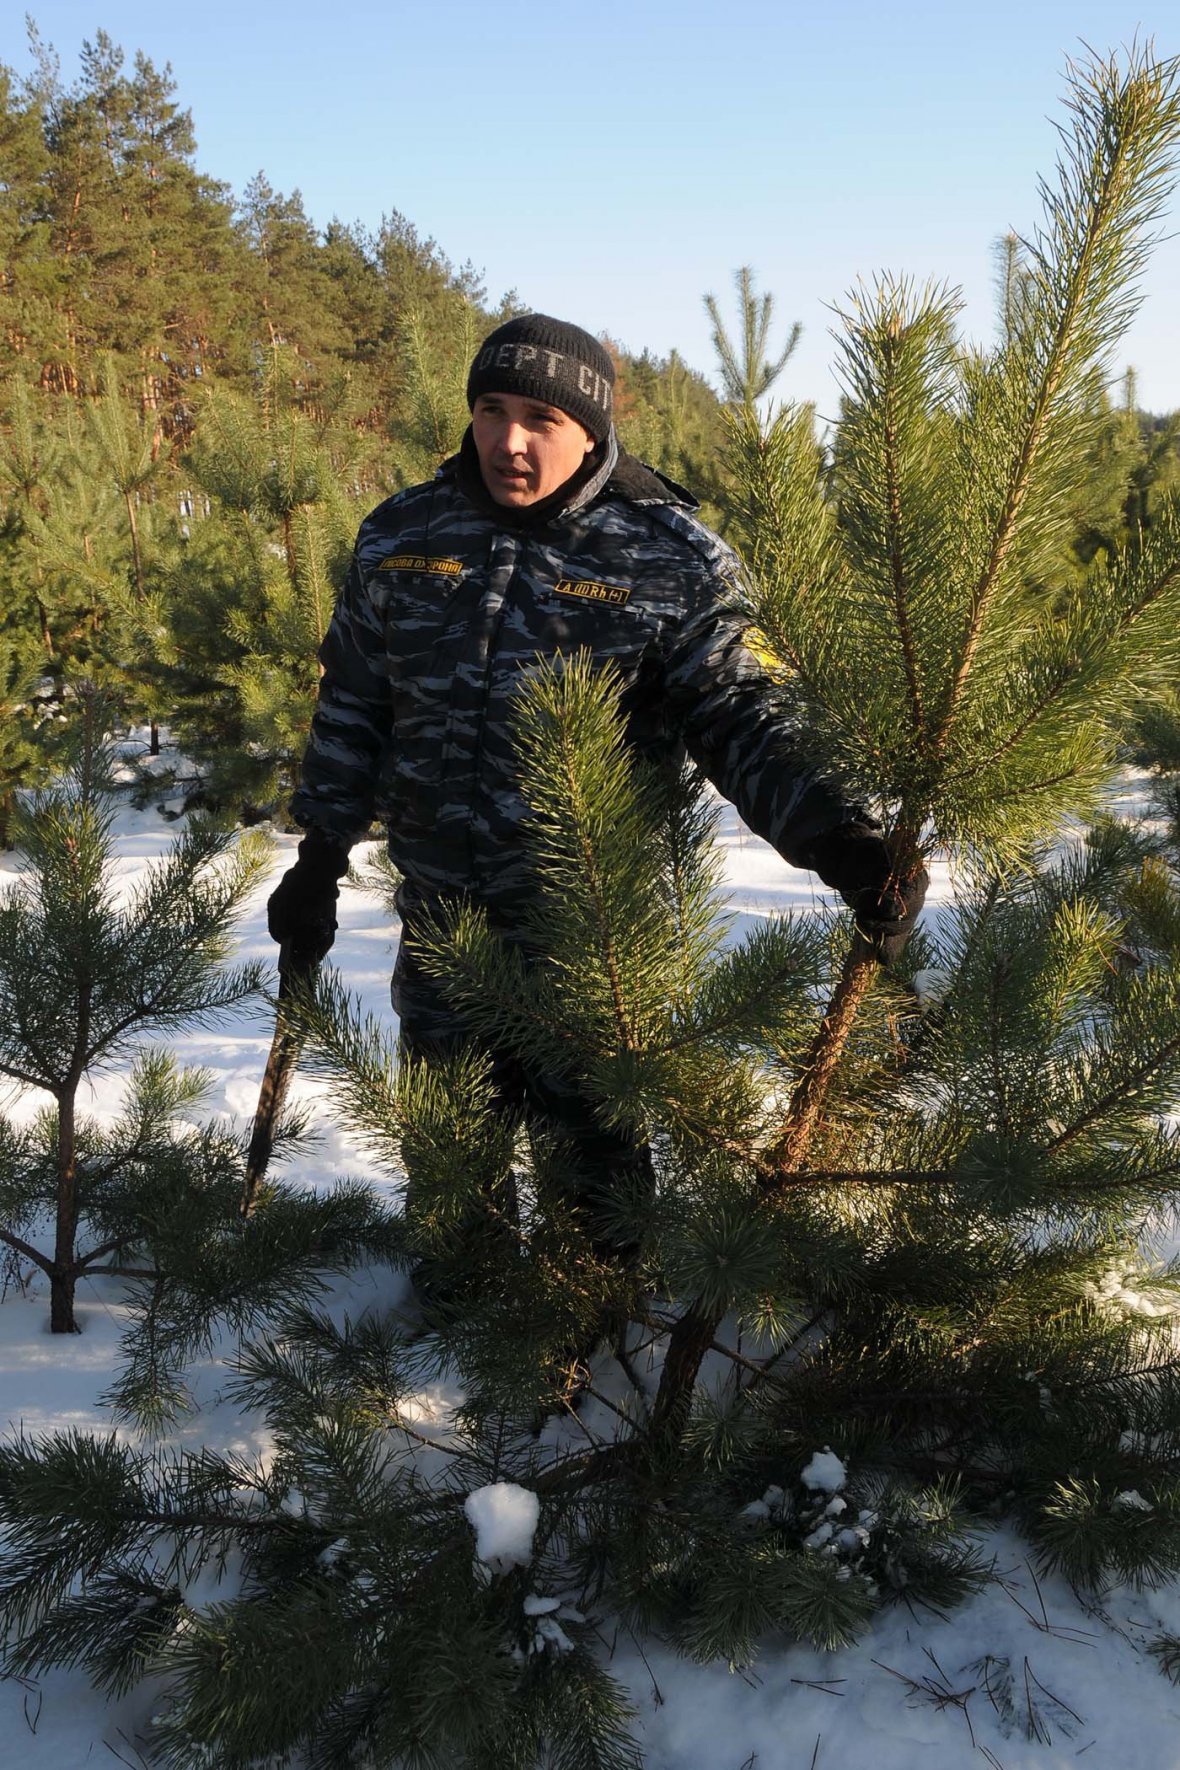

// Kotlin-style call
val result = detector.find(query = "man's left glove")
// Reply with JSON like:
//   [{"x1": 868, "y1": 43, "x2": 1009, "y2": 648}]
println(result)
[
  {"x1": 266, "y1": 827, "x2": 352, "y2": 968},
  {"x1": 847, "y1": 869, "x2": 928, "y2": 964},
  {"x1": 799, "y1": 822, "x2": 928, "y2": 965}
]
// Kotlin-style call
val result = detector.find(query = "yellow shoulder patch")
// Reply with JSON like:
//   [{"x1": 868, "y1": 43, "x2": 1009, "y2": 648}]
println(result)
[
  {"x1": 377, "y1": 554, "x2": 464, "y2": 577},
  {"x1": 741, "y1": 624, "x2": 783, "y2": 672}
]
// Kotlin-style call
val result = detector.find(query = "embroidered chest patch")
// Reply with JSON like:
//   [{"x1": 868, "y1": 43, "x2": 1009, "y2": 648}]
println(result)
[
  {"x1": 377, "y1": 554, "x2": 464, "y2": 577},
  {"x1": 553, "y1": 578, "x2": 632, "y2": 608}
]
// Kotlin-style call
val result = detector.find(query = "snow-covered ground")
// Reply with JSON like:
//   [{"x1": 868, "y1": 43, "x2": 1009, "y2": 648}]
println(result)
[{"x1": 3, "y1": 771, "x2": 1180, "y2": 1770}]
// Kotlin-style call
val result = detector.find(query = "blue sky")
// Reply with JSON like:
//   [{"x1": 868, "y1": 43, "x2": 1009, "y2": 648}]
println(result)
[{"x1": 5, "y1": 2, "x2": 1180, "y2": 415}]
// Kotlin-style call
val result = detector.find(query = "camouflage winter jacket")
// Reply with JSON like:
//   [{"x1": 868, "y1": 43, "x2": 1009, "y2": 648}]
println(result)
[{"x1": 291, "y1": 431, "x2": 855, "y2": 915}]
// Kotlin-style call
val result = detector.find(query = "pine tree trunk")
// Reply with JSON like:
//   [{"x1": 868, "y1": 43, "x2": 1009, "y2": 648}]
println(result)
[
  {"x1": 282, "y1": 510, "x2": 298, "y2": 589},
  {"x1": 647, "y1": 1307, "x2": 720, "y2": 1445},
  {"x1": 50, "y1": 960, "x2": 91, "y2": 1334},
  {"x1": 125, "y1": 491, "x2": 144, "y2": 598},
  {"x1": 49, "y1": 1265, "x2": 77, "y2": 1334},
  {"x1": 648, "y1": 934, "x2": 880, "y2": 1450},
  {"x1": 36, "y1": 593, "x2": 54, "y2": 658},
  {"x1": 51, "y1": 1090, "x2": 79, "y2": 1334},
  {"x1": 764, "y1": 938, "x2": 879, "y2": 1173}
]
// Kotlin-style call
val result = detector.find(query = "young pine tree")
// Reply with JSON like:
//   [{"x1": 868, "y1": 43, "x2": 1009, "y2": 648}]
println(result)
[
  {"x1": 0, "y1": 711, "x2": 261, "y2": 1335},
  {"x1": 158, "y1": 352, "x2": 374, "y2": 818},
  {"x1": 391, "y1": 299, "x2": 478, "y2": 484},
  {"x1": 0, "y1": 712, "x2": 392, "y2": 1401},
  {"x1": 1117, "y1": 374, "x2": 1180, "y2": 813},
  {"x1": 704, "y1": 263, "x2": 801, "y2": 415},
  {"x1": 0, "y1": 369, "x2": 180, "y2": 748}
]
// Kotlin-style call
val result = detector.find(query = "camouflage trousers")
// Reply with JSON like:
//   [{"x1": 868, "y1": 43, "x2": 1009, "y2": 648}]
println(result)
[{"x1": 391, "y1": 895, "x2": 653, "y2": 1267}]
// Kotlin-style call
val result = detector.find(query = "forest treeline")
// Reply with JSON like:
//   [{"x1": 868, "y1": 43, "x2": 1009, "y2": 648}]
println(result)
[{"x1": 1, "y1": 26, "x2": 1179, "y2": 839}]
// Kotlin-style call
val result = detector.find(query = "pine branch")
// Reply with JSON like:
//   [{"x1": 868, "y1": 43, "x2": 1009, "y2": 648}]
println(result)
[
  {"x1": 950, "y1": 545, "x2": 1180, "y2": 783},
  {"x1": 74, "y1": 1235, "x2": 140, "y2": 1271},
  {"x1": 882, "y1": 333, "x2": 929, "y2": 742},
  {"x1": 554, "y1": 718, "x2": 636, "y2": 1052},
  {"x1": 1043, "y1": 1027, "x2": 1180, "y2": 1153},
  {"x1": 936, "y1": 48, "x2": 1180, "y2": 753},
  {"x1": 0, "y1": 1228, "x2": 52, "y2": 1273},
  {"x1": 759, "y1": 1167, "x2": 954, "y2": 1189}
]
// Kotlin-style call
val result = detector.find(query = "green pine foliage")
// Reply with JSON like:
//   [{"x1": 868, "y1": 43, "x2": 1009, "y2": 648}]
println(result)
[
  {"x1": 612, "y1": 346, "x2": 731, "y2": 527},
  {"x1": 1072, "y1": 368, "x2": 1180, "y2": 574},
  {"x1": 0, "y1": 378, "x2": 95, "y2": 684},
  {"x1": 0, "y1": 613, "x2": 52, "y2": 847},
  {"x1": 1120, "y1": 382, "x2": 1180, "y2": 809},
  {"x1": 636, "y1": 45, "x2": 1180, "y2": 1468},
  {"x1": 388, "y1": 295, "x2": 480, "y2": 486},
  {"x1": 0, "y1": 714, "x2": 393, "y2": 1409},
  {"x1": 152, "y1": 353, "x2": 379, "y2": 818},
  {"x1": 0, "y1": 662, "x2": 990, "y2": 1767},
  {"x1": 705, "y1": 264, "x2": 801, "y2": 414},
  {"x1": 732, "y1": 51, "x2": 1180, "y2": 867},
  {"x1": 6, "y1": 648, "x2": 1180, "y2": 1762},
  {"x1": 0, "y1": 363, "x2": 183, "y2": 756}
]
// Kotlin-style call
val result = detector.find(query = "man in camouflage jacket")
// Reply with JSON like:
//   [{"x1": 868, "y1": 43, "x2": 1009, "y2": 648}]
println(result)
[{"x1": 268, "y1": 313, "x2": 923, "y2": 1254}]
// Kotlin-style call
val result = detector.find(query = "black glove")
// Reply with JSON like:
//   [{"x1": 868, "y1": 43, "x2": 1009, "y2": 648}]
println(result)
[
  {"x1": 847, "y1": 868, "x2": 928, "y2": 964},
  {"x1": 799, "y1": 822, "x2": 928, "y2": 965},
  {"x1": 266, "y1": 828, "x2": 351, "y2": 968}
]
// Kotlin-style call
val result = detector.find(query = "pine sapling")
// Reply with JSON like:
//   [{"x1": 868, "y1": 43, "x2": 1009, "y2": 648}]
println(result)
[
  {"x1": 654, "y1": 43, "x2": 1180, "y2": 1434},
  {"x1": 0, "y1": 719, "x2": 394, "y2": 1378}
]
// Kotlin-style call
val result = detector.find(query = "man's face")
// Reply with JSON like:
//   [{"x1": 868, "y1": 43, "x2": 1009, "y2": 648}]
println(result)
[{"x1": 471, "y1": 392, "x2": 596, "y2": 507}]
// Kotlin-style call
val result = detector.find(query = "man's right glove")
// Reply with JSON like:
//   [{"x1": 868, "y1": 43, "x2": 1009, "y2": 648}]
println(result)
[
  {"x1": 799, "y1": 821, "x2": 928, "y2": 965},
  {"x1": 266, "y1": 827, "x2": 351, "y2": 968}
]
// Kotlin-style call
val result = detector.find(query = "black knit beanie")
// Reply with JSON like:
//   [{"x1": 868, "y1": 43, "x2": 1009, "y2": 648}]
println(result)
[{"x1": 466, "y1": 314, "x2": 615, "y2": 443}]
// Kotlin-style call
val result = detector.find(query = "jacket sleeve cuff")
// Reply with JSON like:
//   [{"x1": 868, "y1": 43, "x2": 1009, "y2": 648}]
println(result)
[{"x1": 795, "y1": 820, "x2": 892, "y2": 897}]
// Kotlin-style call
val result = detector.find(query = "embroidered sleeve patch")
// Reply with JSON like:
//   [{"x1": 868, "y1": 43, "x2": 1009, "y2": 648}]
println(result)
[
  {"x1": 553, "y1": 579, "x2": 632, "y2": 607},
  {"x1": 377, "y1": 554, "x2": 464, "y2": 576}
]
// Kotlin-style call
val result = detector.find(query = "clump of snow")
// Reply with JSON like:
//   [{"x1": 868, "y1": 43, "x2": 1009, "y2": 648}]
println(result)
[
  {"x1": 1112, "y1": 1489, "x2": 1154, "y2": 1513},
  {"x1": 838, "y1": 1524, "x2": 871, "y2": 1552},
  {"x1": 740, "y1": 1483, "x2": 791, "y2": 1524},
  {"x1": 911, "y1": 967, "x2": 951, "y2": 1010},
  {"x1": 532, "y1": 1614, "x2": 575, "y2": 1654},
  {"x1": 523, "y1": 1591, "x2": 584, "y2": 1655},
  {"x1": 800, "y1": 1448, "x2": 847, "y2": 1493},
  {"x1": 1085, "y1": 1265, "x2": 1180, "y2": 1320},
  {"x1": 464, "y1": 1481, "x2": 540, "y2": 1573},
  {"x1": 317, "y1": 1537, "x2": 349, "y2": 1569}
]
